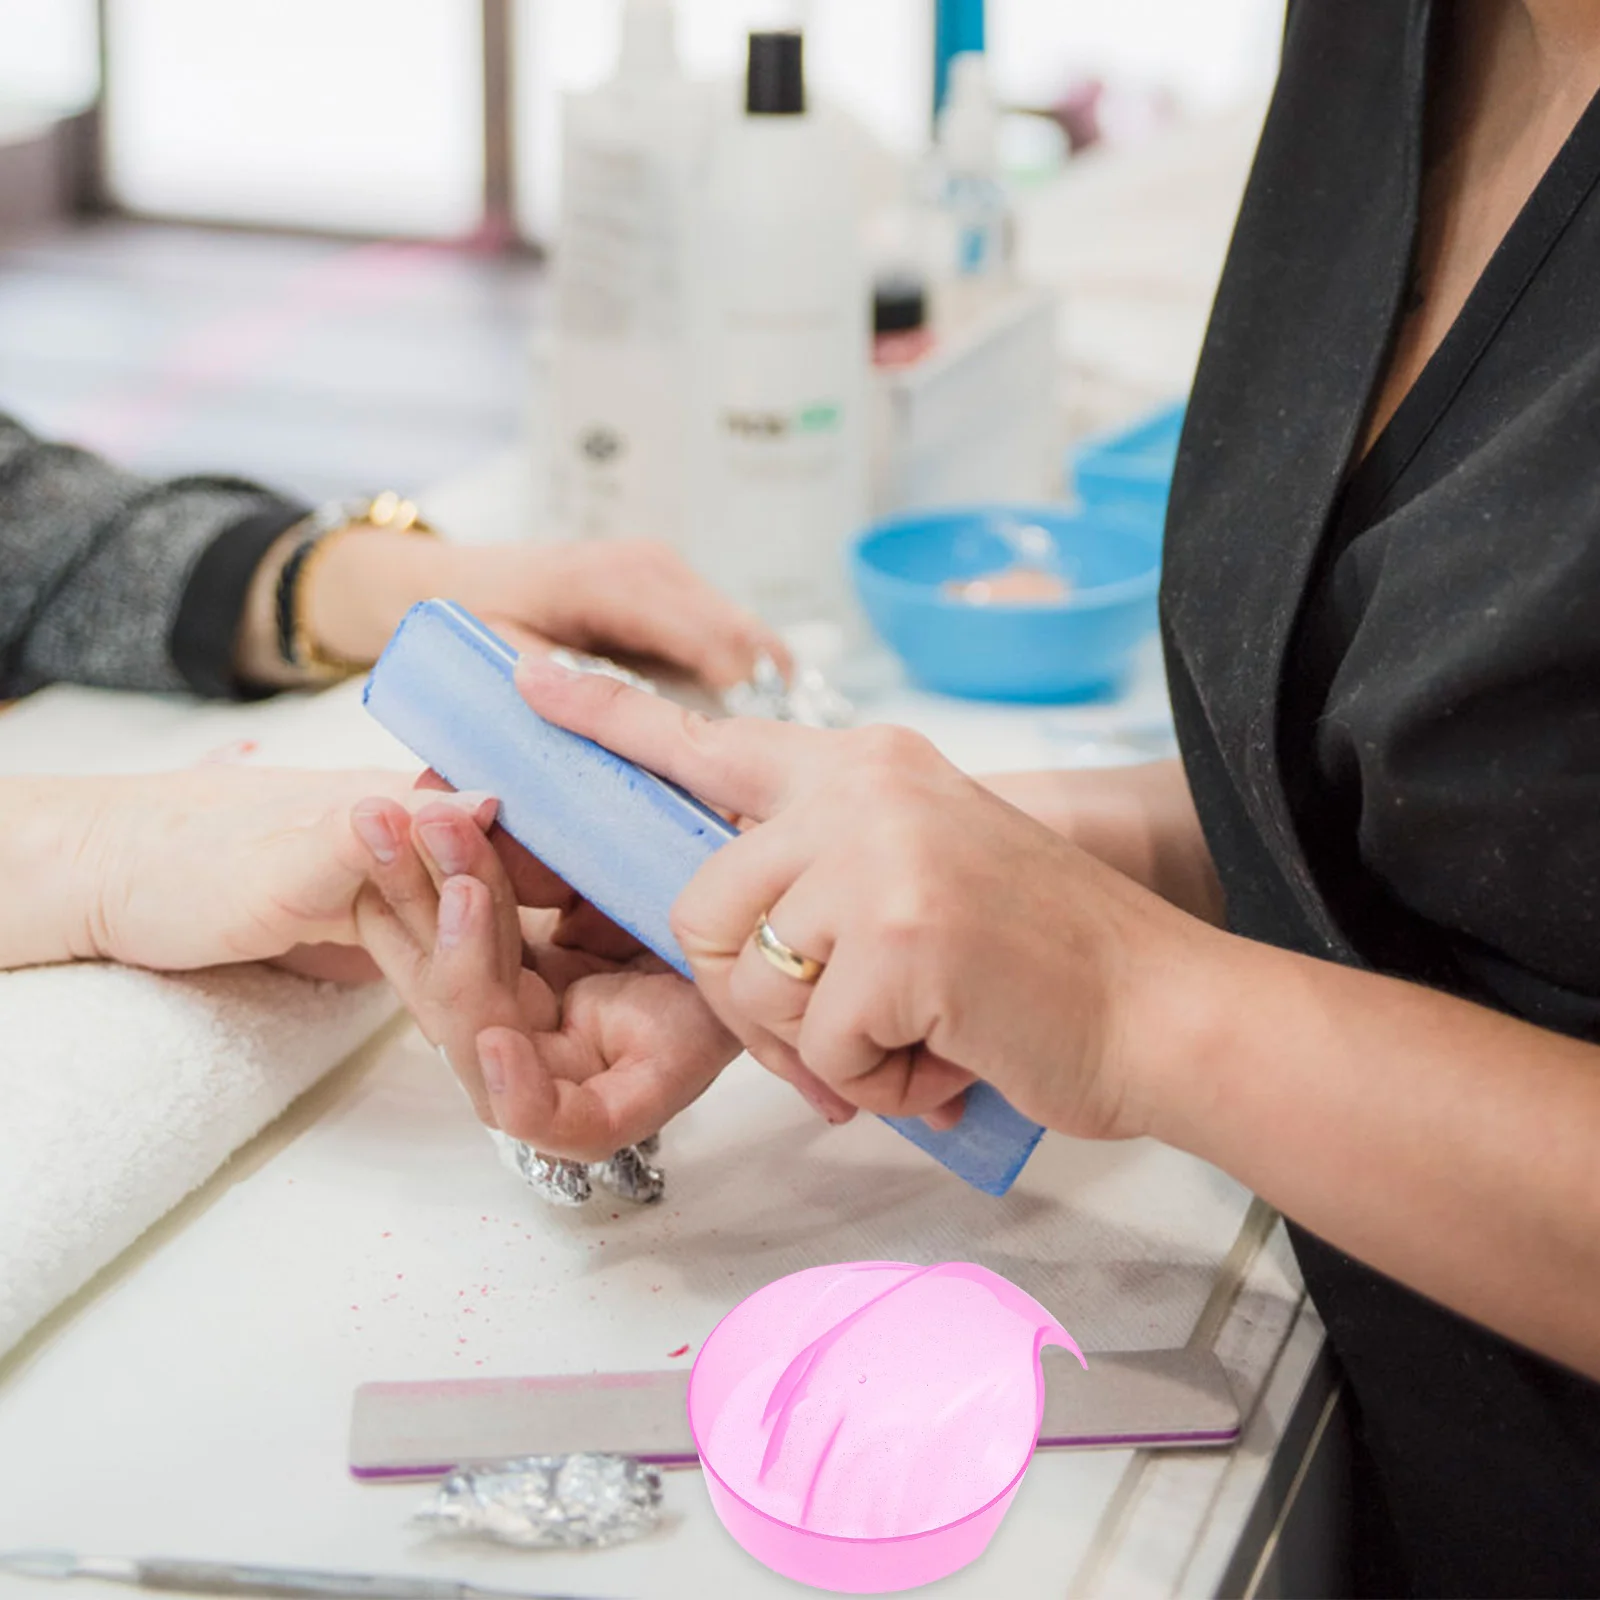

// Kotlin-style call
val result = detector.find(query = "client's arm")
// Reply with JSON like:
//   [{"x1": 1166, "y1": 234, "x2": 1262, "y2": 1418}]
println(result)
[
  {"x1": 0, "y1": 412, "x2": 309, "y2": 701},
  {"x1": 0, "y1": 408, "x2": 784, "y2": 704},
  {"x1": 0, "y1": 777, "x2": 105, "y2": 968}
]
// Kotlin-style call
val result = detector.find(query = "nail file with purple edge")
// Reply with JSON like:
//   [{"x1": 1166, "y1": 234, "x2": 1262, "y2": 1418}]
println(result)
[{"x1": 362, "y1": 600, "x2": 1047, "y2": 1196}]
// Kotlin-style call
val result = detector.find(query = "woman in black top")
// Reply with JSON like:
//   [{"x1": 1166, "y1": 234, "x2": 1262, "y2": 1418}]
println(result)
[{"x1": 353, "y1": 1, "x2": 1600, "y2": 1590}]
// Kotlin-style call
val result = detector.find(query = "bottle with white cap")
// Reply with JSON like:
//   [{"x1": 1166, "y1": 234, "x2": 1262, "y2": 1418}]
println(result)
[
  {"x1": 933, "y1": 50, "x2": 1012, "y2": 291},
  {"x1": 548, "y1": 0, "x2": 708, "y2": 546},
  {"x1": 689, "y1": 29, "x2": 871, "y2": 629}
]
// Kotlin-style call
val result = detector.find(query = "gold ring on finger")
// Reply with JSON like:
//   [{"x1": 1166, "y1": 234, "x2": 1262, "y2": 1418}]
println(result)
[{"x1": 753, "y1": 912, "x2": 825, "y2": 985}]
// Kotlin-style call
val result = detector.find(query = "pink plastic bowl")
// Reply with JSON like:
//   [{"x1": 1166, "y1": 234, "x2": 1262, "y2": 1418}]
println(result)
[
  {"x1": 688, "y1": 1261, "x2": 1082, "y2": 1594},
  {"x1": 697, "y1": 1444, "x2": 1029, "y2": 1594}
]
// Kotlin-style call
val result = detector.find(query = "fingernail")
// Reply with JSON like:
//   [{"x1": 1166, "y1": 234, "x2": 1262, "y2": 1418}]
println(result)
[
  {"x1": 352, "y1": 803, "x2": 398, "y2": 864},
  {"x1": 434, "y1": 789, "x2": 498, "y2": 822},
  {"x1": 796, "y1": 1079, "x2": 844, "y2": 1123},
  {"x1": 418, "y1": 817, "x2": 471, "y2": 875},
  {"x1": 437, "y1": 879, "x2": 471, "y2": 947},
  {"x1": 479, "y1": 1035, "x2": 508, "y2": 1096},
  {"x1": 515, "y1": 651, "x2": 580, "y2": 685}
]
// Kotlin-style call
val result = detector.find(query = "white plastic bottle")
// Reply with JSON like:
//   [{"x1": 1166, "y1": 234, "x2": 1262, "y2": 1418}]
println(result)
[
  {"x1": 548, "y1": 0, "x2": 707, "y2": 546},
  {"x1": 689, "y1": 29, "x2": 871, "y2": 628}
]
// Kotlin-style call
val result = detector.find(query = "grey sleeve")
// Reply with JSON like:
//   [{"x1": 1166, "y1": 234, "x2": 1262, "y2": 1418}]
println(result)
[{"x1": 0, "y1": 412, "x2": 310, "y2": 699}]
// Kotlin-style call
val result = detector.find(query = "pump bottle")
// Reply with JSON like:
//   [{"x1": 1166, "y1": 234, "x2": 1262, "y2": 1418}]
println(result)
[{"x1": 689, "y1": 30, "x2": 871, "y2": 628}]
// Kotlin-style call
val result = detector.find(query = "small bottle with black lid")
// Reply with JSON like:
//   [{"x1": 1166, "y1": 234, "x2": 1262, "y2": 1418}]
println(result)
[
  {"x1": 873, "y1": 272, "x2": 935, "y2": 369},
  {"x1": 745, "y1": 27, "x2": 805, "y2": 115}
]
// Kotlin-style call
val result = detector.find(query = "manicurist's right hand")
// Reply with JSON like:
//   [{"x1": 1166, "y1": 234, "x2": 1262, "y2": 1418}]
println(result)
[{"x1": 510, "y1": 655, "x2": 1226, "y2": 1147}]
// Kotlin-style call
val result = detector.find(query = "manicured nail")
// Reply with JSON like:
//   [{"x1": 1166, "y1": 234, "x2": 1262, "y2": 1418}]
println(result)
[
  {"x1": 352, "y1": 803, "x2": 398, "y2": 864},
  {"x1": 479, "y1": 1035, "x2": 508, "y2": 1096},
  {"x1": 418, "y1": 817, "x2": 471, "y2": 875},
  {"x1": 437, "y1": 878, "x2": 471, "y2": 947},
  {"x1": 795, "y1": 1078, "x2": 846, "y2": 1124},
  {"x1": 435, "y1": 789, "x2": 498, "y2": 821}
]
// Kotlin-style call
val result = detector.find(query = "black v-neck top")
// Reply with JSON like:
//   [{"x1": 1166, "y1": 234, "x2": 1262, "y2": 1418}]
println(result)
[
  {"x1": 1161, "y1": 1, "x2": 1600, "y2": 1592},
  {"x1": 1283, "y1": 66, "x2": 1600, "y2": 1012}
]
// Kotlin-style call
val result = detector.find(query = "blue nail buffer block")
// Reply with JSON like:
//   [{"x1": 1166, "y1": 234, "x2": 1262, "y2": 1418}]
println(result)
[{"x1": 363, "y1": 600, "x2": 1046, "y2": 1196}]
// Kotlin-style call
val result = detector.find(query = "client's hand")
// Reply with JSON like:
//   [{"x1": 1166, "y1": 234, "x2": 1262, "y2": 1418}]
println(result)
[
  {"x1": 304, "y1": 533, "x2": 790, "y2": 691},
  {"x1": 511, "y1": 656, "x2": 1224, "y2": 1145},
  {"x1": 349, "y1": 793, "x2": 762, "y2": 1158},
  {"x1": 76, "y1": 768, "x2": 495, "y2": 978}
]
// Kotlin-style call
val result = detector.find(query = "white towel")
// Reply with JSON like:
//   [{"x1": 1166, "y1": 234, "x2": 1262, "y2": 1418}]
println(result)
[
  {"x1": 0, "y1": 677, "x2": 423, "y2": 1356},
  {"x1": 0, "y1": 961, "x2": 398, "y2": 1358}
]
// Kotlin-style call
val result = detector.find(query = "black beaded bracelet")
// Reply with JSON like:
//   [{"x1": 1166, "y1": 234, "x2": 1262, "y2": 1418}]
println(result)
[{"x1": 273, "y1": 531, "x2": 321, "y2": 668}]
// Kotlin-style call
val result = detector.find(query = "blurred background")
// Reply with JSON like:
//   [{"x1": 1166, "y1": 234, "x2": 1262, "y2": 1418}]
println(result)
[{"x1": 0, "y1": 0, "x2": 1280, "y2": 504}]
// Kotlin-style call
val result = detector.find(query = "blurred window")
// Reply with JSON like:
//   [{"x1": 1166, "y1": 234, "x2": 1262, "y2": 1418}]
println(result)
[
  {"x1": 102, "y1": 0, "x2": 485, "y2": 237},
  {"x1": 0, "y1": 0, "x2": 99, "y2": 113},
  {"x1": 5, "y1": 0, "x2": 1281, "y2": 243},
  {"x1": 989, "y1": 0, "x2": 1281, "y2": 113}
]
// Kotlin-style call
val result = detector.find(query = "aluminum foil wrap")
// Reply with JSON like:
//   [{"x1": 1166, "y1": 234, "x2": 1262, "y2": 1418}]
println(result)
[
  {"x1": 551, "y1": 642, "x2": 853, "y2": 729},
  {"x1": 487, "y1": 1131, "x2": 592, "y2": 1206},
  {"x1": 723, "y1": 649, "x2": 855, "y2": 729},
  {"x1": 488, "y1": 1130, "x2": 664, "y2": 1208},
  {"x1": 592, "y1": 1138, "x2": 665, "y2": 1204},
  {"x1": 545, "y1": 646, "x2": 660, "y2": 694},
  {"x1": 413, "y1": 1453, "x2": 663, "y2": 1549}
]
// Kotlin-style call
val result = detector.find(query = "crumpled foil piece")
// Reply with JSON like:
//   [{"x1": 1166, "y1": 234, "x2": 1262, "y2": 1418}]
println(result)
[
  {"x1": 723, "y1": 649, "x2": 855, "y2": 729},
  {"x1": 488, "y1": 1129, "x2": 665, "y2": 1208},
  {"x1": 488, "y1": 1130, "x2": 593, "y2": 1206},
  {"x1": 546, "y1": 646, "x2": 659, "y2": 694},
  {"x1": 591, "y1": 1141, "x2": 665, "y2": 1204},
  {"x1": 551, "y1": 642, "x2": 851, "y2": 727},
  {"x1": 413, "y1": 1454, "x2": 663, "y2": 1550}
]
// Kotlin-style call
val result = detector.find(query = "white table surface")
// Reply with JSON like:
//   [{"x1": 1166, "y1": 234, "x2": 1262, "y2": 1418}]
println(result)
[{"x1": 0, "y1": 638, "x2": 1313, "y2": 1600}]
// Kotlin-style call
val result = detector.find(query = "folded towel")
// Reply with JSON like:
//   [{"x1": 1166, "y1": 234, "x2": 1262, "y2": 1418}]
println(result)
[
  {"x1": 0, "y1": 962, "x2": 396, "y2": 1358},
  {"x1": 0, "y1": 677, "x2": 420, "y2": 1357}
]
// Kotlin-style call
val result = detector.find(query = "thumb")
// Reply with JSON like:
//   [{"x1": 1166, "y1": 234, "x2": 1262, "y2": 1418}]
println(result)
[{"x1": 514, "y1": 651, "x2": 826, "y2": 823}]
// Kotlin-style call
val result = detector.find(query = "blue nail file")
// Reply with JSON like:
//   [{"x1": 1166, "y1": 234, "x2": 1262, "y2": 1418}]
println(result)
[{"x1": 363, "y1": 600, "x2": 1046, "y2": 1196}]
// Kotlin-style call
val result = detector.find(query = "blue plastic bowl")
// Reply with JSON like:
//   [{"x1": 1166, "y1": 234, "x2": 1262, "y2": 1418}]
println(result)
[
  {"x1": 1070, "y1": 402, "x2": 1186, "y2": 542},
  {"x1": 851, "y1": 504, "x2": 1161, "y2": 703}
]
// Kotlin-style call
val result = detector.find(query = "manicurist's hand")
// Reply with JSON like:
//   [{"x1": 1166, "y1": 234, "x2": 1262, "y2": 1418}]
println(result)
[
  {"x1": 979, "y1": 761, "x2": 1226, "y2": 926},
  {"x1": 512, "y1": 655, "x2": 1226, "y2": 1142},
  {"x1": 0, "y1": 768, "x2": 495, "y2": 977}
]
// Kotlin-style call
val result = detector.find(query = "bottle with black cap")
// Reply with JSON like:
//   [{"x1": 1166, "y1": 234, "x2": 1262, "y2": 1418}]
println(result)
[
  {"x1": 745, "y1": 27, "x2": 804, "y2": 115},
  {"x1": 690, "y1": 27, "x2": 870, "y2": 630}
]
